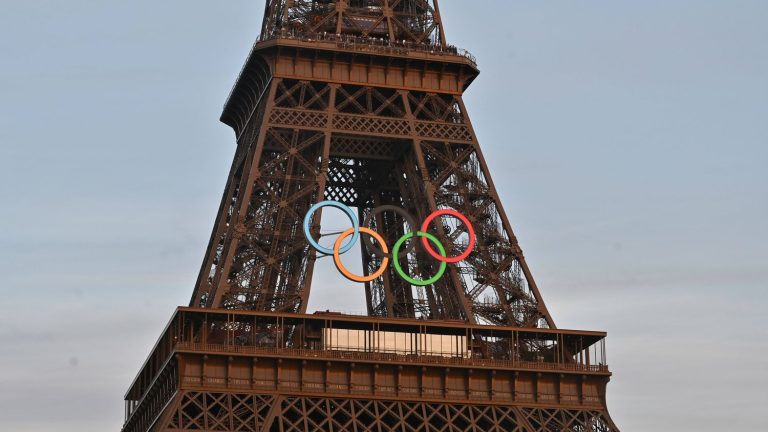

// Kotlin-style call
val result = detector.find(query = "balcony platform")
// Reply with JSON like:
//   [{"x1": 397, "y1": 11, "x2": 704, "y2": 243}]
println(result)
[{"x1": 122, "y1": 308, "x2": 614, "y2": 432}]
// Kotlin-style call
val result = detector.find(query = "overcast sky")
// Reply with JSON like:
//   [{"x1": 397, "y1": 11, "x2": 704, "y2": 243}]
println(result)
[{"x1": 1, "y1": 1, "x2": 766, "y2": 431}]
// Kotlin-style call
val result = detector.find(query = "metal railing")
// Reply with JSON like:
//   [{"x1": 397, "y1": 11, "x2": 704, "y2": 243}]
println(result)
[
  {"x1": 261, "y1": 29, "x2": 478, "y2": 65},
  {"x1": 176, "y1": 342, "x2": 609, "y2": 373}
]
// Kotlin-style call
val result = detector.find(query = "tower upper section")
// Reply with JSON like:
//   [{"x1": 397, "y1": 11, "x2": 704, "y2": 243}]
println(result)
[
  {"x1": 261, "y1": 0, "x2": 447, "y2": 47},
  {"x1": 221, "y1": 1, "x2": 477, "y2": 136}
]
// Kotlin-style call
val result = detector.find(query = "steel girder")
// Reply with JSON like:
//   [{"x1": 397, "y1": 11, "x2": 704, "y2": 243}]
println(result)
[{"x1": 149, "y1": 391, "x2": 617, "y2": 432}]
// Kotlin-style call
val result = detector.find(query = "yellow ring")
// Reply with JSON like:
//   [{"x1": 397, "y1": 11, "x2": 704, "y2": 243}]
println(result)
[{"x1": 333, "y1": 227, "x2": 389, "y2": 282}]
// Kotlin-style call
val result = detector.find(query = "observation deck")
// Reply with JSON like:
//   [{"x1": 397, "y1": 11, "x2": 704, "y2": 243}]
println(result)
[
  {"x1": 259, "y1": 29, "x2": 477, "y2": 66},
  {"x1": 220, "y1": 30, "x2": 480, "y2": 137},
  {"x1": 122, "y1": 308, "x2": 611, "y2": 432}
]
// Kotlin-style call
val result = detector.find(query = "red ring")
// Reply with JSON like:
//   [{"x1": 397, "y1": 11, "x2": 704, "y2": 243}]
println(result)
[{"x1": 420, "y1": 209, "x2": 475, "y2": 263}]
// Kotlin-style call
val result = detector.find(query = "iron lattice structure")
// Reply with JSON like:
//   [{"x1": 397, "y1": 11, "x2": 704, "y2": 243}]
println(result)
[
  {"x1": 260, "y1": 0, "x2": 447, "y2": 47},
  {"x1": 189, "y1": 0, "x2": 552, "y2": 329},
  {"x1": 122, "y1": 1, "x2": 619, "y2": 431}
]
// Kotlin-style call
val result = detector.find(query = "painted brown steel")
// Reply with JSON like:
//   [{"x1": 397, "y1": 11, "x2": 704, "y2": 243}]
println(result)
[
  {"x1": 258, "y1": 0, "x2": 447, "y2": 48},
  {"x1": 191, "y1": 62, "x2": 556, "y2": 325},
  {"x1": 126, "y1": 2, "x2": 620, "y2": 431},
  {"x1": 122, "y1": 309, "x2": 617, "y2": 432}
]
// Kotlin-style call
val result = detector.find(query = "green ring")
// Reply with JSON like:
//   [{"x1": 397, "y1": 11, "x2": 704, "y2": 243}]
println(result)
[{"x1": 392, "y1": 231, "x2": 447, "y2": 286}]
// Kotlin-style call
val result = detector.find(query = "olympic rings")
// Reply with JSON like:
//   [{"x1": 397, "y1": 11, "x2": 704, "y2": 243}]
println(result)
[
  {"x1": 302, "y1": 200, "x2": 475, "y2": 285},
  {"x1": 392, "y1": 232, "x2": 447, "y2": 286},
  {"x1": 303, "y1": 200, "x2": 359, "y2": 255},
  {"x1": 334, "y1": 228, "x2": 389, "y2": 282},
  {"x1": 420, "y1": 209, "x2": 476, "y2": 264}
]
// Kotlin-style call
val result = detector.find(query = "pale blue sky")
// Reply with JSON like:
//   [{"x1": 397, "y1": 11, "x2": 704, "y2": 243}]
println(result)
[{"x1": 1, "y1": 1, "x2": 766, "y2": 430}]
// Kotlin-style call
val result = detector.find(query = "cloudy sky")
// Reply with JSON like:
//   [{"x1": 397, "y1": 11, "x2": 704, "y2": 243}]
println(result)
[{"x1": 1, "y1": 1, "x2": 766, "y2": 430}]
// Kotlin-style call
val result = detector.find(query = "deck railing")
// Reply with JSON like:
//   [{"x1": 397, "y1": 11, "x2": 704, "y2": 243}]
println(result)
[
  {"x1": 262, "y1": 29, "x2": 477, "y2": 65},
  {"x1": 175, "y1": 342, "x2": 608, "y2": 373}
]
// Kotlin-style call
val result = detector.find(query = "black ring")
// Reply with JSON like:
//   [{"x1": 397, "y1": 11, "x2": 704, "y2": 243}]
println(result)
[{"x1": 362, "y1": 205, "x2": 418, "y2": 259}]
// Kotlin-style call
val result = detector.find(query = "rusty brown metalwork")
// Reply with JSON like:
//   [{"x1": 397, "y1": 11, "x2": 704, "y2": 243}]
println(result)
[
  {"x1": 123, "y1": 309, "x2": 617, "y2": 432},
  {"x1": 260, "y1": 0, "x2": 448, "y2": 48},
  {"x1": 123, "y1": 1, "x2": 619, "y2": 431}
]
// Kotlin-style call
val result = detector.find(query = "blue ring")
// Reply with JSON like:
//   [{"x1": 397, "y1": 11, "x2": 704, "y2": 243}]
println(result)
[{"x1": 303, "y1": 201, "x2": 359, "y2": 255}]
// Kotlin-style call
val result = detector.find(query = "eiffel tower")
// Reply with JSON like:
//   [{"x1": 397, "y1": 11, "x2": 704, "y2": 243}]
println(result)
[{"x1": 121, "y1": 1, "x2": 619, "y2": 431}]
